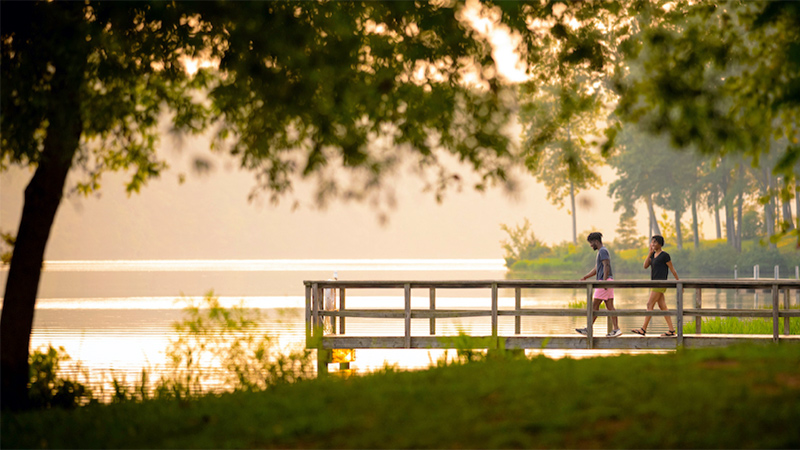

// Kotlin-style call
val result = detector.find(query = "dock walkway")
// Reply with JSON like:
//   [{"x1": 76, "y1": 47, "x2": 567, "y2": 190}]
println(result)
[{"x1": 304, "y1": 279, "x2": 800, "y2": 371}]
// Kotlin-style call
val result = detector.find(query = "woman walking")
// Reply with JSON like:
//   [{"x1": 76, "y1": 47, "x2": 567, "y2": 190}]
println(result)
[{"x1": 632, "y1": 235, "x2": 679, "y2": 337}]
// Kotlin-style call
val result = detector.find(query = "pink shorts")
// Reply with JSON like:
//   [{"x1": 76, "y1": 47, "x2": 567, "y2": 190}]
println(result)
[{"x1": 593, "y1": 277, "x2": 614, "y2": 300}]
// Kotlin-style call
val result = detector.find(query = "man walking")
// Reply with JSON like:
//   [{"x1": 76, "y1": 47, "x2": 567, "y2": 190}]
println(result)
[{"x1": 577, "y1": 232, "x2": 621, "y2": 337}]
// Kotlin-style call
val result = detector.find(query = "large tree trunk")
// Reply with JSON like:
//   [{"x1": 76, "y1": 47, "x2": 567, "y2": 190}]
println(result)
[
  {"x1": 725, "y1": 201, "x2": 736, "y2": 249},
  {"x1": 721, "y1": 172, "x2": 736, "y2": 248},
  {"x1": 713, "y1": 190, "x2": 722, "y2": 239},
  {"x1": 0, "y1": 49, "x2": 84, "y2": 410},
  {"x1": 691, "y1": 196, "x2": 700, "y2": 249},
  {"x1": 645, "y1": 194, "x2": 661, "y2": 237},
  {"x1": 795, "y1": 182, "x2": 800, "y2": 232},
  {"x1": 781, "y1": 177, "x2": 794, "y2": 230},
  {"x1": 735, "y1": 166, "x2": 745, "y2": 251},
  {"x1": 569, "y1": 179, "x2": 577, "y2": 245},
  {"x1": 764, "y1": 168, "x2": 776, "y2": 249},
  {"x1": 736, "y1": 190, "x2": 744, "y2": 252},
  {"x1": 674, "y1": 209, "x2": 683, "y2": 250}
]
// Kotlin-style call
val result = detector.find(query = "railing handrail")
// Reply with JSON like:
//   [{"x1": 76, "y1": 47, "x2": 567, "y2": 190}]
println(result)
[{"x1": 304, "y1": 279, "x2": 800, "y2": 289}]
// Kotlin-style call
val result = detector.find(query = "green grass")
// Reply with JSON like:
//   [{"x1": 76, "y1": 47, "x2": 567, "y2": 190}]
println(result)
[
  {"x1": 683, "y1": 304, "x2": 800, "y2": 335},
  {"x1": 3, "y1": 345, "x2": 800, "y2": 449},
  {"x1": 685, "y1": 317, "x2": 800, "y2": 335}
]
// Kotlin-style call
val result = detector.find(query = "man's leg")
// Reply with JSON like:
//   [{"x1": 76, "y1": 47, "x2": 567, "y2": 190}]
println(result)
[
  {"x1": 604, "y1": 299, "x2": 619, "y2": 330},
  {"x1": 591, "y1": 298, "x2": 603, "y2": 324},
  {"x1": 577, "y1": 298, "x2": 604, "y2": 335}
]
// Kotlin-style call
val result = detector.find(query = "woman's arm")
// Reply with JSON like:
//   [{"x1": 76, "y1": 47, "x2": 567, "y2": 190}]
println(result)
[
  {"x1": 644, "y1": 242, "x2": 655, "y2": 269},
  {"x1": 643, "y1": 254, "x2": 653, "y2": 269},
  {"x1": 667, "y1": 261, "x2": 679, "y2": 280}
]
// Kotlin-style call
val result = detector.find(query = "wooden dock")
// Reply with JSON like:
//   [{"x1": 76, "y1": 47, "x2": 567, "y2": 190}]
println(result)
[{"x1": 304, "y1": 279, "x2": 800, "y2": 372}]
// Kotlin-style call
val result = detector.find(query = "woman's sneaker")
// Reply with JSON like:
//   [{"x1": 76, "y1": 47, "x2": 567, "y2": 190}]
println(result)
[
  {"x1": 607, "y1": 329, "x2": 622, "y2": 337},
  {"x1": 575, "y1": 328, "x2": 588, "y2": 336}
]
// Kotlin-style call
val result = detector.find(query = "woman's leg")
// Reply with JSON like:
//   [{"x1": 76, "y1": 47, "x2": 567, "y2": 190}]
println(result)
[
  {"x1": 656, "y1": 295, "x2": 675, "y2": 331},
  {"x1": 640, "y1": 291, "x2": 660, "y2": 331}
]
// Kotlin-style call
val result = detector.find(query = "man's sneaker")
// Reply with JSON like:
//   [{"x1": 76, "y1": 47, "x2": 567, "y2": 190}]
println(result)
[
  {"x1": 575, "y1": 328, "x2": 588, "y2": 336},
  {"x1": 607, "y1": 329, "x2": 622, "y2": 338}
]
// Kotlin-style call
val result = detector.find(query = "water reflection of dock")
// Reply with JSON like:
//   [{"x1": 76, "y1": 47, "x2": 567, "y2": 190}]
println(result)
[{"x1": 305, "y1": 279, "x2": 800, "y2": 373}]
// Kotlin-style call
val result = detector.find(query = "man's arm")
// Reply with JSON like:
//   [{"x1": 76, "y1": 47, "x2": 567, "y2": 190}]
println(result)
[
  {"x1": 602, "y1": 259, "x2": 611, "y2": 281},
  {"x1": 581, "y1": 268, "x2": 597, "y2": 281}
]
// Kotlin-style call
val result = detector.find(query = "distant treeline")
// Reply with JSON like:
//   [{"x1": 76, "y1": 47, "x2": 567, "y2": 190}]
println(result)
[{"x1": 503, "y1": 224, "x2": 800, "y2": 278}]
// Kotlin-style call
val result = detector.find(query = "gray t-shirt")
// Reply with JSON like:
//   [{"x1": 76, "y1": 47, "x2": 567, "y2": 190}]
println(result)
[{"x1": 596, "y1": 247, "x2": 612, "y2": 280}]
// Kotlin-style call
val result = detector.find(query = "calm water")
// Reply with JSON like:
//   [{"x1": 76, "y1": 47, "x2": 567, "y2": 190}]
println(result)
[{"x1": 0, "y1": 259, "x2": 774, "y2": 389}]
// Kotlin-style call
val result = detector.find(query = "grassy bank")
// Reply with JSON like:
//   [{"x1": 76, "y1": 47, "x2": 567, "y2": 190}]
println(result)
[
  {"x1": 684, "y1": 315, "x2": 800, "y2": 335},
  {"x1": 3, "y1": 345, "x2": 800, "y2": 449}
]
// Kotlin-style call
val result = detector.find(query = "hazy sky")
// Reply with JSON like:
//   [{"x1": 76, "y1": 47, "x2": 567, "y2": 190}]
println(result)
[{"x1": 0, "y1": 140, "x2": 658, "y2": 261}]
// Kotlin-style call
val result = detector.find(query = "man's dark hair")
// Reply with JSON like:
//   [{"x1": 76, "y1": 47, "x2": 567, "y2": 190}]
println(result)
[
  {"x1": 587, "y1": 232, "x2": 603, "y2": 243},
  {"x1": 652, "y1": 235, "x2": 665, "y2": 246}
]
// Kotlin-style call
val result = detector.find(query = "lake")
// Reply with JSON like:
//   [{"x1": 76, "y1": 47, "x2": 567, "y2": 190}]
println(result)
[{"x1": 0, "y1": 259, "x2": 771, "y2": 393}]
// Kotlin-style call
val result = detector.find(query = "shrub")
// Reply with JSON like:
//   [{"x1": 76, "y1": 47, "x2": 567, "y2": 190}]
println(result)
[
  {"x1": 28, "y1": 346, "x2": 94, "y2": 409},
  {"x1": 163, "y1": 291, "x2": 315, "y2": 396},
  {"x1": 501, "y1": 219, "x2": 550, "y2": 268},
  {"x1": 737, "y1": 245, "x2": 787, "y2": 274},
  {"x1": 687, "y1": 244, "x2": 740, "y2": 275}
]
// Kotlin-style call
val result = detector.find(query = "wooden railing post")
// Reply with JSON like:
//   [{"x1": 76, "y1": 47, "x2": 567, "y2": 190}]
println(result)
[
  {"x1": 515, "y1": 287, "x2": 521, "y2": 335},
  {"x1": 339, "y1": 287, "x2": 346, "y2": 335},
  {"x1": 676, "y1": 283, "x2": 684, "y2": 347},
  {"x1": 784, "y1": 288, "x2": 790, "y2": 336},
  {"x1": 491, "y1": 283, "x2": 498, "y2": 340},
  {"x1": 404, "y1": 283, "x2": 411, "y2": 348},
  {"x1": 429, "y1": 287, "x2": 436, "y2": 336},
  {"x1": 305, "y1": 284, "x2": 312, "y2": 341},
  {"x1": 313, "y1": 282, "x2": 329, "y2": 376},
  {"x1": 695, "y1": 287, "x2": 702, "y2": 335},
  {"x1": 772, "y1": 284, "x2": 780, "y2": 342},
  {"x1": 586, "y1": 283, "x2": 593, "y2": 349},
  {"x1": 312, "y1": 282, "x2": 320, "y2": 337}
]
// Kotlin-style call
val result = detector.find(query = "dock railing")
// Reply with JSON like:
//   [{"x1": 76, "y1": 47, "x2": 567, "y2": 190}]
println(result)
[{"x1": 305, "y1": 279, "x2": 800, "y2": 371}]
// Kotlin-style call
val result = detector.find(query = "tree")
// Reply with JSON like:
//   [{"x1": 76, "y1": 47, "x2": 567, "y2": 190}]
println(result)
[
  {"x1": 613, "y1": 0, "x2": 800, "y2": 243},
  {"x1": 2, "y1": 1, "x2": 524, "y2": 410},
  {"x1": 514, "y1": 0, "x2": 625, "y2": 245},
  {"x1": 607, "y1": 125, "x2": 665, "y2": 239},
  {"x1": 519, "y1": 79, "x2": 604, "y2": 245}
]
